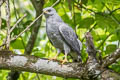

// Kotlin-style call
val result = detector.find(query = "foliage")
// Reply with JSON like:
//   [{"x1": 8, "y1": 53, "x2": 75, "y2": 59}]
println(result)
[{"x1": 0, "y1": 0, "x2": 120, "y2": 80}]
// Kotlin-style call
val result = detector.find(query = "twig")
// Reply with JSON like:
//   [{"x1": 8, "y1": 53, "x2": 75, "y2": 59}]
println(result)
[
  {"x1": 82, "y1": 5, "x2": 96, "y2": 13},
  {"x1": 51, "y1": 0, "x2": 60, "y2": 7},
  {"x1": 5, "y1": 0, "x2": 11, "y2": 49},
  {"x1": 11, "y1": 0, "x2": 60, "y2": 41},
  {"x1": 88, "y1": 23, "x2": 97, "y2": 32},
  {"x1": 111, "y1": 7, "x2": 120, "y2": 14},
  {"x1": 0, "y1": 43, "x2": 5, "y2": 50},
  {"x1": 12, "y1": 0, "x2": 19, "y2": 19},
  {"x1": 81, "y1": 23, "x2": 97, "y2": 42},
  {"x1": 11, "y1": 12, "x2": 44, "y2": 41},
  {"x1": 74, "y1": 2, "x2": 96, "y2": 14},
  {"x1": 68, "y1": 0, "x2": 72, "y2": 11},
  {"x1": 12, "y1": 0, "x2": 26, "y2": 48},
  {"x1": 0, "y1": 5, "x2": 1, "y2": 30},
  {"x1": 73, "y1": 3, "x2": 77, "y2": 32},
  {"x1": 118, "y1": 41, "x2": 120, "y2": 48},
  {"x1": 0, "y1": 0, "x2": 6, "y2": 7},
  {"x1": 0, "y1": 38, "x2": 7, "y2": 50},
  {"x1": 102, "y1": 2, "x2": 120, "y2": 25},
  {"x1": 97, "y1": 33, "x2": 112, "y2": 49},
  {"x1": 0, "y1": 0, "x2": 2, "y2": 30},
  {"x1": 10, "y1": 14, "x2": 27, "y2": 32},
  {"x1": 97, "y1": 28, "x2": 120, "y2": 49},
  {"x1": 36, "y1": 74, "x2": 40, "y2": 80}
]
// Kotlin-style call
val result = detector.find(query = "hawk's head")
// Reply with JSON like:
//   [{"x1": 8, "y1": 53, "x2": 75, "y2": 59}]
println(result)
[{"x1": 43, "y1": 7, "x2": 56, "y2": 18}]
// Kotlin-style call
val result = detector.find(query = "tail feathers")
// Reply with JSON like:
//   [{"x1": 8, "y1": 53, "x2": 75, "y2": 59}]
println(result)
[
  {"x1": 73, "y1": 55, "x2": 82, "y2": 62},
  {"x1": 77, "y1": 39, "x2": 82, "y2": 51},
  {"x1": 70, "y1": 52, "x2": 82, "y2": 62}
]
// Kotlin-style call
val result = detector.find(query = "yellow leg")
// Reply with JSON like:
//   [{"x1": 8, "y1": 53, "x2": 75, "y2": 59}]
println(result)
[{"x1": 61, "y1": 53, "x2": 68, "y2": 64}]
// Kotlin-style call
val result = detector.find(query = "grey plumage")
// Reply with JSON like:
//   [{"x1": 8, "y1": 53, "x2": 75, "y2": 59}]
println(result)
[{"x1": 43, "y1": 7, "x2": 82, "y2": 62}]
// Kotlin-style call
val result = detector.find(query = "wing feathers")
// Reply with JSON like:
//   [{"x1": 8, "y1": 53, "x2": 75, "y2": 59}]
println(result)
[{"x1": 59, "y1": 24, "x2": 82, "y2": 55}]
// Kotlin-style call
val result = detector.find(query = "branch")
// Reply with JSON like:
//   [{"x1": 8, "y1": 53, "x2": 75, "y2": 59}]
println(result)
[
  {"x1": 85, "y1": 32, "x2": 120, "y2": 70},
  {"x1": 24, "y1": 0, "x2": 44, "y2": 55},
  {"x1": 85, "y1": 32, "x2": 97, "y2": 59},
  {"x1": 0, "y1": 3, "x2": 1, "y2": 30},
  {"x1": 110, "y1": 7, "x2": 120, "y2": 14},
  {"x1": 1, "y1": 32, "x2": 120, "y2": 79},
  {"x1": 101, "y1": 69, "x2": 120, "y2": 80},
  {"x1": 84, "y1": 32, "x2": 120, "y2": 79},
  {"x1": 0, "y1": 51, "x2": 84, "y2": 79},
  {"x1": 5, "y1": 0, "x2": 11, "y2": 49},
  {"x1": 102, "y1": 48, "x2": 120, "y2": 68}
]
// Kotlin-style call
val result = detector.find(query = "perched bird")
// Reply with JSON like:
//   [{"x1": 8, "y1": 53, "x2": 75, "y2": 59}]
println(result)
[{"x1": 43, "y1": 7, "x2": 82, "y2": 64}]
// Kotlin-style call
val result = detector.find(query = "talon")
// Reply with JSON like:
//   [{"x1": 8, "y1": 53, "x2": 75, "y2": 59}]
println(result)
[
  {"x1": 48, "y1": 57, "x2": 57, "y2": 61},
  {"x1": 60, "y1": 53, "x2": 68, "y2": 66},
  {"x1": 61, "y1": 58, "x2": 68, "y2": 65}
]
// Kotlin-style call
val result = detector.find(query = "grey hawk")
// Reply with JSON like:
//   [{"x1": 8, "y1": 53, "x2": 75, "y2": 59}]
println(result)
[{"x1": 43, "y1": 7, "x2": 82, "y2": 64}]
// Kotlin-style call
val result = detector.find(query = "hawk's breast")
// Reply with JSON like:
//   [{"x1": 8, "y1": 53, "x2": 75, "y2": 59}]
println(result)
[{"x1": 46, "y1": 22, "x2": 64, "y2": 50}]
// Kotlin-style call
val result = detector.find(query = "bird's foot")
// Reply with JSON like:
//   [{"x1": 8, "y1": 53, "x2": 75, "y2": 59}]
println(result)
[
  {"x1": 48, "y1": 57, "x2": 57, "y2": 61},
  {"x1": 61, "y1": 58, "x2": 68, "y2": 65}
]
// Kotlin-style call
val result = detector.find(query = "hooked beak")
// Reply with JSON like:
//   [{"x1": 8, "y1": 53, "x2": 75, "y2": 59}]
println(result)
[{"x1": 43, "y1": 11, "x2": 48, "y2": 14}]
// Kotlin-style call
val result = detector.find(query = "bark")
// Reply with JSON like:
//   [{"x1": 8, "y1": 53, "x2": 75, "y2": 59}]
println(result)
[
  {"x1": 1, "y1": 32, "x2": 120, "y2": 80},
  {"x1": 0, "y1": 51, "x2": 83, "y2": 79},
  {"x1": 0, "y1": 50, "x2": 120, "y2": 79},
  {"x1": 102, "y1": 48, "x2": 120, "y2": 68},
  {"x1": 24, "y1": 0, "x2": 44, "y2": 55}
]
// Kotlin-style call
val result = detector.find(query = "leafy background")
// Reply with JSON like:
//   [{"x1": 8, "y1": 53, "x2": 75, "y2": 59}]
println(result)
[{"x1": 0, "y1": 0, "x2": 120, "y2": 80}]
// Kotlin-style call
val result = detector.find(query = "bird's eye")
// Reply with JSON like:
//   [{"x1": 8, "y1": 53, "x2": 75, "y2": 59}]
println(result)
[{"x1": 47, "y1": 9, "x2": 51, "y2": 12}]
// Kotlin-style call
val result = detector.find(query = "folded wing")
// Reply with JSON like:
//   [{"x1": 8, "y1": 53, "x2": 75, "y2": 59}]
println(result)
[{"x1": 59, "y1": 24, "x2": 82, "y2": 55}]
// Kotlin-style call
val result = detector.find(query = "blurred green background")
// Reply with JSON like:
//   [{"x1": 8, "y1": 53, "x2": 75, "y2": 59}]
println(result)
[{"x1": 0, "y1": 0, "x2": 120, "y2": 80}]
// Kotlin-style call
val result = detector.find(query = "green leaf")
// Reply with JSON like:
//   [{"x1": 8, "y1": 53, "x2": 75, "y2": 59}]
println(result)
[
  {"x1": 1, "y1": 18, "x2": 6, "y2": 29},
  {"x1": 79, "y1": 17, "x2": 94, "y2": 28},
  {"x1": 95, "y1": 13, "x2": 118, "y2": 30},
  {"x1": 88, "y1": 0, "x2": 104, "y2": 11},
  {"x1": 91, "y1": 0, "x2": 95, "y2": 3},
  {"x1": 34, "y1": 52, "x2": 45, "y2": 57},
  {"x1": 82, "y1": 0, "x2": 88, "y2": 5},
  {"x1": 116, "y1": 30, "x2": 120, "y2": 41},
  {"x1": 91, "y1": 30, "x2": 100, "y2": 41},
  {"x1": 106, "y1": 44, "x2": 117, "y2": 54},
  {"x1": 11, "y1": 39, "x2": 24, "y2": 49},
  {"x1": 22, "y1": 72, "x2": 29, "y2": 80},
  {"x1": 61, "y1": 14, "x2": 73, "y2": 27},
  {"x1": 109, "y1": 35, "x2": 118, "y2": 42},
  {"x1": 74, "y1": 13, "x2": 81, "y2": 24},
  {"x1": 114, "y1": 14, "x2": 120, "y2": 22},
  {"x1": 106, "y1": 0, "x2": 120, "y2": 5}
]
